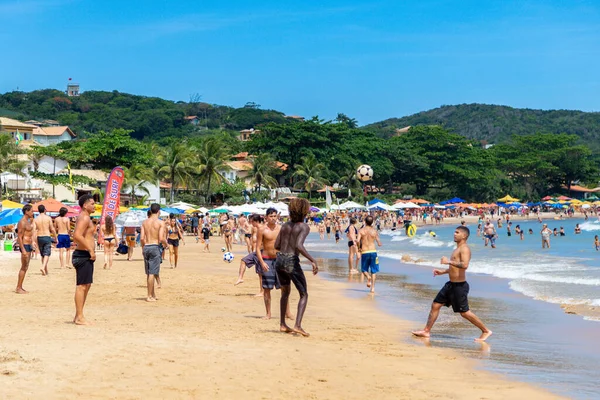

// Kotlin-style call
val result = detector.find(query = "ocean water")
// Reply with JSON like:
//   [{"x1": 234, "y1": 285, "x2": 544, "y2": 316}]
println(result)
[{"x1": 306, "y1": 217, "x2": 600, "y2": 399}]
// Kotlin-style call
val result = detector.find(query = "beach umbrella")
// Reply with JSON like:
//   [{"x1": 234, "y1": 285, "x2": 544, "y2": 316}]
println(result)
[
  {"x1": 31, "y1": 198, "x2": 67, "y2": 213},
  {"x1": 114, "y1": 210, "x2": 146, "y2": 228},
  {"x1": 168, "y1": 202, "x2": 198, "y2": 211},
  {"x1": 367, "y1": 203, "x2": 392, "y2": 211},
  {"x1": 368, "y1": 198, "x2": 385, "y2": 206},
  {"x1": 392, "y1": 202, "x2": 420, "y2": 209},
  {"x1": 1, "y1": 199, "x2": 23, "y2": 210},
  {"x1": 0, "y1": 208, "x2": 23, "y2": 226},
  {"x1": 440, "y1": 197, "x2": 465, "y2": 205},
  {"x1": 212, "y1": 207, "x2": 232, "y2": 214},
  {"x1": 557, "y1": 195, "x2": 572, "y2": 201},
  {"x1": 161, "y1": 207, "x2": 185, "y2": 215},
  {"x1": 497, "y1": 195, "x2": 520, "y2": 202},
  {"x1": 582, "y1": 204, "x2": 591, "y2": 209},
  {"x1": 339, "y1": 201, "x2": 366, "y2": 210},
  {"x1": 541, "y1": 195, "x2": 553, "y2": 201}
]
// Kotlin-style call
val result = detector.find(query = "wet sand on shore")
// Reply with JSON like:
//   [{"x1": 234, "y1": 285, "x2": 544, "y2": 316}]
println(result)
[{"x1": 0, "y1": 236, "x2": 560, "y2": 399}]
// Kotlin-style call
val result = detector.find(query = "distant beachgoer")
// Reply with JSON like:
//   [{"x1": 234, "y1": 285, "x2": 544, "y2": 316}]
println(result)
[
  {"x1": 553, "y1": 228, "x2": 558, "y2": 236},
  {"x1": 325, "y1": 218, "x2": 331, "y2": 239},
  {"x1": 345, "y1": 217, "x2": 360, "y2": 274},
  {"x1": 201, "y1": 223, "x2": 211, "y2": 252},
  {"x1": 235, "y1": 214, "x2": 264, "y2": 295},
  {"x1": 483, "y1": 220, "x2": 497, "y2": 248},
  {"x1": 560, "y1": 227, "x2": 565, "y2": 236},
  {"x1": 318, "y1": 222, "x2": 325, "y2": 240},
  {"x1": 55, "y1": 207, "x2": 72, "y2": 269},
  {"x1": 528, "y1": 228, "x2": 534, "y2": 234},
  {"x1": 575, "y1": 224, "x2": 582, "y2": 234},
  {"x1": 595, "y1": 235, "x2": 600, "y2": 251},
  {"x1": 541, "y1": 224, "x2": 551, "y2": 249},
  {"x1": 412, "y1": 226, "x2": 492, "y2": 342},
  {"x1": 357, "y1": 215, "x2": 382, "y2": 293},
  {"x1": 334, "y1": 218, "x2": 342, "y2": 243},
  {"x1": 275, "y1": 198, "x2": 319, "y2": 337},
  {"x1": 72, "y1": 195, "x2": 96, "y2": 325},
  {"x1": 34, "y1": 204, "x2": 56, "y2": 276},
  {"x1": 101, "y1": 215, "x2": 118, "y2": 270},
  {"x1": 16, "y1": 204, "x2": 35, "y2": 294},
  {"x1": 515, "y1": 225, "x2": 524, "y2": 240},
  {"x1": 167, "y1": 217, "x2": 184, "y2": 268},
  {"x1": 141, "y1": 203, "x2": 168, "y2": 302}
]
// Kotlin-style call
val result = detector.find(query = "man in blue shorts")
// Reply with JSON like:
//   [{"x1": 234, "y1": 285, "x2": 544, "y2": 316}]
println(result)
[
  {"x1": 54, "y1": 207, "x2": 72, "y2": 269},
  {"x1": 357, "y1": 215, "x2": 382, "y2": 293}
]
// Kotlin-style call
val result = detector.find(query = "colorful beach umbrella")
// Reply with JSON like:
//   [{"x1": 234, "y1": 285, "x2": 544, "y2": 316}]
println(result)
[
  {"x1": 497, "y1": 195, "x2": 520, "y2": 202},
  {"x1": 0, "y1": 208, "x2": 24, "y2": 226},
  {"x1": 1, "y1": 199, "x2": 23, "y2": 210}
]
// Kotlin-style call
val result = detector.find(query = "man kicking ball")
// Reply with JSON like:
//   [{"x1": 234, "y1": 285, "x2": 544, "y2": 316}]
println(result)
[{"x1": 412, "y1": 226, "x2": 492, "y2": 342}]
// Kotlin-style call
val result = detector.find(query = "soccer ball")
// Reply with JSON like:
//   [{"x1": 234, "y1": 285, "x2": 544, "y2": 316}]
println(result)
[
  {"x1": 356, "y1": 164, "x2": 373, "y2": 182},
  {"x1": 223, "y1": 252, "x2": 234, "y2": 263},
  {"x1": 221, "y1": 247, "x2": 226, "y2": 252}
]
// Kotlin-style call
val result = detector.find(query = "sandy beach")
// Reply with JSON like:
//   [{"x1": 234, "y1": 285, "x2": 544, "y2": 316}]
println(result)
[{"x1": 0, "y1": 236, "x2": 561, "y2": 399}]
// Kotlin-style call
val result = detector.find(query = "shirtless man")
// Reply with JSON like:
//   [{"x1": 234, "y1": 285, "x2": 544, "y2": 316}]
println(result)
[
  {"x1": 346, "y1": 217, "x2": 360, "y2": 274},
  {"x1": 318, "y1": 221, "x2": 325, "y2": 240},
  {"x1": 72, "y1": 194, "x2": 96, "y2": 325},
  {"x1": 16, "y1": 204, "x2": 35, "y2": 294},
  {"x1": 325, "y1": 217, "x2": 331, "y2": 239},
  {"x1": 275, "y1": 198, "x2": 319, "y2": 337},
  {"x1": 239, "y1": 214, "x2": 252, "y2": 253},
  {"x1": 357, "y1": 215, "x2": 382, "y2": 293},
  {"x1": 412, "y1": 226, "x2": 492, "y2": 342},
  {"x1": 234, "y1": 214, "x2": 263, "y2": 291},
  {"x1": 483, "y1": 220, "x2": 497, "y2": 248},
  {"x1": 54, "y1": 207, "x2": 72, "y2": 269},
  {"x1": 141, "y1": 203, "x2": 168, "y2": 302},
  {"x1": 256, "y1": 208, "x2": 283, "y2": 319},
  {"x1": 35, "y1": 204, "x2": 56, "y2": 276}
]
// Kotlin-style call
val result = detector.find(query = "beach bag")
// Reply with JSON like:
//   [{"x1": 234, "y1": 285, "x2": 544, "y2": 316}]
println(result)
[{"x1": 116, "y1": 243, "x2": 128, "y2": 254}]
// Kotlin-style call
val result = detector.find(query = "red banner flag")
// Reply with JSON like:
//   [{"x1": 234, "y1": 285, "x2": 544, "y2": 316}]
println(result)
[{"x1": 98, "y1": 167, "x2": 125, "y2": 240}]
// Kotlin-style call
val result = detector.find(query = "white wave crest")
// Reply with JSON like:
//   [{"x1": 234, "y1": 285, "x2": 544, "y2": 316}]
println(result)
[{"x1": 580, "y1": 221, "x2": 600, "y2": 231}]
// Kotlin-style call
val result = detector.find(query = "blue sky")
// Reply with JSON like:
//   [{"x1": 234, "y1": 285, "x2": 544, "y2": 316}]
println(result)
[{"x1": 1, "y1": 0, "x2": 599, "y2": 124}]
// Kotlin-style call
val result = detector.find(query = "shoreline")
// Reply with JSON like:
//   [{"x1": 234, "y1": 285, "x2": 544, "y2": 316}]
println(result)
[{"x1": 0, "y1": 236, "x2": 561, "y2": 399}]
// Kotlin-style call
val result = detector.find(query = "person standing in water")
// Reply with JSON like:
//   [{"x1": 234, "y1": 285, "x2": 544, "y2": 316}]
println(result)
[
  {"x1": 412, "y1": 226, "x2": 492, "y2": 342},
  {"x1": 357, "y1": 215, "x2": 382, "y2": 293},
  {"x1": 275, "y1": 198, "x2": 319, "y2": 337},
  {"x1": 346, "y1": 217, "x2": 360, "y2": 274}
]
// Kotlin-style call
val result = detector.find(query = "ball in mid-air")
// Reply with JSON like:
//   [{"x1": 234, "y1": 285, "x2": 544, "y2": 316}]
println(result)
[
  {"x1": 221, "y1": 247, "x2": 226, "y2": 252},
  {"x1": 223, "y1": 252, "x2": 234, "y2": 263},
  {"x1": 356, "y1": 164, "x2": 373, "y2": 182}
]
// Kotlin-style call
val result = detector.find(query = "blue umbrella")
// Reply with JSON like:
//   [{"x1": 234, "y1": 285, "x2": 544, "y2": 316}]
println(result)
[
  {"x1": 440, "y1": 197, "x2": 466, "y2": 205},
  {"x1": 161, "y1": 207, "x2": 185, "y2": 214},
  {"x1": 0, "y1": 208, "x2": 24, "y2": 227}
]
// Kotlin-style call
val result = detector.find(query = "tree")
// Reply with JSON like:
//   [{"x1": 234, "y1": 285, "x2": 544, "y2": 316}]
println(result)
[
  {"x1": 123, "y1": 164, "x2": 154, "y2": 205},
  {"x1": 292, "y1": 154, "x2": 327, "y2": 199},
  {"x1": 155, "y1": 142, "x2": 195, "y2": 203},
  {"x1": 196, "y1": 137, "x2": 230, "y2": 204},
  {"x1": 335, "y1": 113, "x2": 358, "y2": 129},
  {"x1": 248, "y1": 153, "x2": 279, "y2": 193}
]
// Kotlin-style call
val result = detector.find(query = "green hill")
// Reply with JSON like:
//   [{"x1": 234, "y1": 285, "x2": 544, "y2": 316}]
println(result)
[{"x1": 366, "y1": 103, "x2": 600, "y2": 147}]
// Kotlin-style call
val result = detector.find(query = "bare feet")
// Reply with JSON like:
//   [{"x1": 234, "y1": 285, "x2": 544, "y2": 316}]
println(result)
[
  {"x1": 254, "y1": 292, "x2": 264, "y2": 297},
  {"x1": 261, "y1": 315, "x2": 271, "y2": 320},
  {"x1": 74, "y1": 318, "x2": 92, "y2": 325},
  {"x1": 146, "y1": 297, "x2": 157, "y2": 302},
  {"x1": 40, "y1": 268, "x2": 46, "y2": 276},
  {"x1": 350, "y1": 269, "x2": 359, "y2": 274},
  {"x1": 234, "y1": 279, "x2": 244, "y2": 286},
  {"x1": 411, "y1": 330, "x2": 431, "y2": 338},
  {"x1": 280, "y1": 324, "x2": 294, "y2": 333},
  {"x1": 103, "y1": 263, "x2": 107, "y2": 269},
  {"x1": 292, "y1": 326, "x2": 310, "y2": 337},
  {"x1": 475, "y1": 331, "x2": 493, "y2": 342},
  {"x1": 366, "y1": 278, "x2": 371, "y2": 288},
  {"x1": 370, "y1": 288, "x2": 375, "y2": 294},
  {"x1": 15, "y1": 288, "x2": 29, "y2": 294}
]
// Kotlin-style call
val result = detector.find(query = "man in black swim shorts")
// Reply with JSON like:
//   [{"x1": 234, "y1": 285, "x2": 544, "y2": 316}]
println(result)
[
  {"x1": 274, "y1": 198, "x2": 319, "y2": 337},
  {"x1": 412, "y1": 226, "x2": 492, "y2": 342},
  {"x1": 72, "y1": 194, "x2": 96, "y2": 325}
]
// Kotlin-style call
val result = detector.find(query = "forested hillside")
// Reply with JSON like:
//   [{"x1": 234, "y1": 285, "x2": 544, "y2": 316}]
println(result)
[
  {"x1": 0, "y1": 89, "x2": 290, "y2": 141},
  {"x1": 367, "y1": 104, "x2": 600, "y2": 147}
]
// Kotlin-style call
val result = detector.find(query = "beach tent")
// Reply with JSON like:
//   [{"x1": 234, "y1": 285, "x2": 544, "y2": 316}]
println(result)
[
  {"x1": 339, "y1": 201, "x2": 366, "y2": 210},
  {"x1": 367, "y1": 203, "x2": 392, "y2": 211},
  {"x1": 1, "y1": 199, "x2": 23, "y2": 210},
  {"x1": 168, "y1": 202, "x2": 198, "y2": 211},
  {"x1": 392, "y1": 202, "x2": 420, "y2": 209},
  {"x1": 440, "y1": 197, "x2": 465, "y2": 205},
  {"x1": 309, "y1": 206, "x2": 321, "y2": 212},
  {"x1": 433, "y1": 204, "x2": 446, "y2": 209},
  {"x1": 368, "y1": 198, "x2": 385, "y2": 206},
  {"x1": 497, "y1": 195, "x2": 520, "y2": 202},
  {"x1": 0, "y1": 208, "x2": 23, "y2": 226}
]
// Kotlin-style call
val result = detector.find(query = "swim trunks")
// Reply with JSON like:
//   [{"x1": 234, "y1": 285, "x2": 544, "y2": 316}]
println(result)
[
  {"x1": 326, "y1": 227, "x2": 331, "y2": 234},
  {"x1": 434, "y1": 281, "x2": 470, "y2": 313},
  {"x1": 143, "y1": 245, "x2": 162, "y2": 275},
  {"x1": 348, "y1": 240, "x2": 355, "y2": 248},
  {"x1": 275, "y1": 253, "x2": 307, "y2": 294},
  {"x1": 56, "y1": 234, "x2": 71, "y2": 249},
  {"x1": 37, "y1": 236, "x2": 52, "y2": 257},
  {"x1": 361, "y1": 251, "x2": 379, "y2": 274},
  {"x1": 23, "y1": 244, "x2": 33, "y2": 253},
  {"x1": 259, "y1": 257, "x2": 280, "y2": 290},
  {"x1": 168, "y1": 238, "x2": 180, "y2": 247},
  {"x1": 245, "y1": 233, "x2": 252, "y2": 239},
  {"x1": 485, "y1": 234, "x2": 496, "y2": 246},
  {"x1": 241, "y1": 252, "x2": 259, "y2": 269},
  {"x1": 72, "y1": 250, "x2": 94, "y2": 285}
]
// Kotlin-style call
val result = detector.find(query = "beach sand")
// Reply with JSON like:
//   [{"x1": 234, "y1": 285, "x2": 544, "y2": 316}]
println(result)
[{"x1": 0, "y1": 237, "x2": 561, "y2": 399}]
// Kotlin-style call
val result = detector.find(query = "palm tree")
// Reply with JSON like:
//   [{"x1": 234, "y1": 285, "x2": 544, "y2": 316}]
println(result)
[
  {"x1": 0, "y1": 133, "x2": 26, "y2": 199},
  {"x1": 155, "y1": 142, "x2": 195, "y2": 203},
  {"x1": 123, "y1": 164, "x2": 154, "y2": 205},
  {"x1": 292, "y1": 154, "x2": 327, "y2": 200},
  {"x1": 248, "y1": 153, "x2": 279, "y2": 194},
  {"x1": 196, "y1": 137, "x2": 230, "y2": 204},
  {"x1": 339, "y1": 168, "x2": 362, "y2": 198}
]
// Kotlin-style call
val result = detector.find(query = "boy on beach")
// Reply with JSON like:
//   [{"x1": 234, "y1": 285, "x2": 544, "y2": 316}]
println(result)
[
  {"x1": 357, "y1": 216, "x2": 382, "y2": 293},
  {"x1": 412, "y1": 226, "x2": 492, "y2": 342}
]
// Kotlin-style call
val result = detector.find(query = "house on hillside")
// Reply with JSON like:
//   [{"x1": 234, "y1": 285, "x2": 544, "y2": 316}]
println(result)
[
  {"x1": 41, "y1": 119, "x2": 60, "y2": 127},
  {"x1": 184, "y1": 116, "x2": 200, "y2": 126},
  {"x1": 219, "y1": 152, "x2": 288, "y2": 189},
  {"x1": 32, "y1": 126, "x2": 76, "y2": 146},
  {"x1": 0, "y1": 117, "x2": 37, "y2": 140},
  {"x1": 238, "y1": 128, "x2": 260, "y2": 141},
  {"x1": 562, "y1": 184, "x2": 600, "y2": 200}
]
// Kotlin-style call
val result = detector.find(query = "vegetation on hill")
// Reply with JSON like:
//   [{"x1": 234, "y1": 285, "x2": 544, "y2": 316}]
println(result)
[{"x1": 366, "y1": 103, "x2": 600, "y2": 148}]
